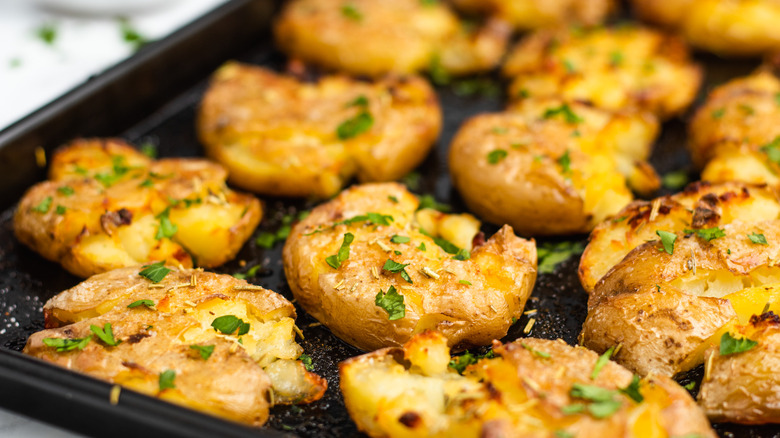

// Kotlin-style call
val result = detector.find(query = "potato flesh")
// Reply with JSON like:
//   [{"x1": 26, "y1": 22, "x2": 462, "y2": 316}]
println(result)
[{"x1": 448, "y1": 0, "x2": 614, "y2": 30}]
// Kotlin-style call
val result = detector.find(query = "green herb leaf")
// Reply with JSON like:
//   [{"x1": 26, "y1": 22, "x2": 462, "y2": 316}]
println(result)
[
  {"x1": 587, "y1": 399, "x2": 622, "y2": 418},
  {"x1": 656, "y1": 230, "x2": 677, "y2": 255},
  {"x1": 139, "y1": 141, "x2": 157, "y2": 158},
  {"x1": 390, "y1": 235, "x2": 410, "y2": 244},
  {"x1": 90, "y1": 323, "x2": 120, "y2": 346},
  {"x1": 555, "y1": 430, "x2": 574, "y2": 438},
  {"x1": 127, "y1": 299, "x2": 154, "y2": 309},
  {"x1": 31, "y1": 196, "x2": 52, "y2": 213},
  {"x1": 256, "y1": 232, "x2": 276, "y2": 249},
  {"x1": 347, "y1": 95, "x2": 369, "y2": 107},
  {"x1": 375, "y1": 285, "x2": 405, "y2": 320},
  {"x1": 138, "y1": 179, "x2": 154, "y2": 188},
  {"x1": 36, "y1": 23, "x2": 57, "y2": 45},
  {"x1": 662, "y1": 170, "x2": 689, "y2": 190},
  {"x1": 43, "y1": 336, "x2": 90, "y2": 352},
  {"x1": 337, "y1": 112, "x2": 373, "y2": 139},
  {"x1": 428, "y1": 54, "x2": 450, "y2": 86},
  {"x1": 211, "y1": 315, "x2": 251, "y2": 336},
  {"x1": 609, "y1": 51, "x2": 624, "y2": 66},
  {"x1": 335, "y1": 212, "x2": 394, "y2": 227},
  {"x1": 417, "y1": 242, "x2": 426, "y2": 251},
  {"x1": 57, "y1": 186, "x2": 75, "y2": 196},
  {"x1": 155, "y1": 207, "x2": 178, "y2": 240},
  {"x1": 711, "y1": 108, "x2": 725, "y2": 120},
  {"x1": 299, "y1": 353, "x2": 314, "y2": 371},
  {"x1": 591, "y1": 346, "x2": 614, "y2": 379},
  {"x1": 326, "y1": 233, "x2": 355, "y2": 269},
  {"x1": 448, "y1": 351, "x2": 476, "y2": 374},
  {"x1": 569, "y1": 384, "x2": 623, "y2": 419},
  {"x1": 189, "y1": 345, "x2": 214, "y2": 360},
  {"x1": 619, "y1": 375, "x2": 644, "y2": 403},
  {"x1": 487, "y1": 149, "x2": 508, "y2": 165},
  {"x1": 537, "y1": 241, "x2": 585, "y2": 274},
  {"x1": 159, "y1": 369, "x2": 176, "y2": 391},
  {"x1": 543, "y1": 104, "x2": 583, "y2": 124},
  {"x1": 720, "y1": 332, "x2": 758, "y2": 356},
  {"x1": 561, "y1": 404, "x2": 585, "y2": 415},
  {"x1": 341, "y1": 3, "x2": 363, "y2": 20},
  {"x1": 383, "y1": 259, "x2": 413, "y2": 283},
  {"x1": 521, "y1": 343, "x2": 551, "y2": 359},
  {"x1": 55, "y1": 205, "x2": 67, "y2": 215},
  {"x1": 557, "y1": 149, "x2": 572, "y2": 174},
  {"x1": 453, "y1": 248, "x2": 471, "y2": 261},
  {"x1": 119, "y1": 18, "x2": 149, "y2": 51},
  {"x1": 138, "y1": 261, "x2": 171, "y2": 283},
  {"x1": 748, "y1": 232, "x2": 768, "y2": 245},
  {"x1": 760, "y1": 136, "x2": 780, "y2": 163},
  {"x1": 459, "y1": 280, "x2": 471, "y2": 285},
  {"x1": 684, "y1": 227, "x2": 726, "y2": 242},
  {"x1": 683, "y1": 381, "x2": 696, "y2": 391},
  {"x1": 417, "y1": 194, "x2": 450, "y2": 212}
]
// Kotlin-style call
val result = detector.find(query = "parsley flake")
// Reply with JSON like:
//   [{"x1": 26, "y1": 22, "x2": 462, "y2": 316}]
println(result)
[
  {"x1": 591, "y1": 346, "x2": 614, "y2": 379},
  {"x1": 619, "y1": 375, "x2": 644, "y2": 403},
  {"x1": 159, "y1": 369, "x2": 176, "y2": 391},
  {"x1": 557, "y1": 150, "x2": 572, "y2": 174},
  {"x1": 138, "y1": 262, "x2": 171, "y2": 283},
  {"x1": 189, "y1": 345, "x2": 214, "y2": 360},
  {"x1": 417, "y1": 194, "x2": 450, "y2": 212},
  {"x1": 347, "y1": 95, "x2": 369, "y2": 107},
  {"x1": 375, "y1": 285, "x2": 405, "y2": 320},
  {"x1": 720, "y1": 332, "x2": 758, "y2": 355},
  {"x1": 326, "y1": 232, "x2": 355, "y2": 269},
  {"x1": 711, "y1": 108, "x2": 725, "y2": 120},
  {"x1": 684, "y1": 227, "x2": 726, "y2": 242},
  {"x1": 543, "y1": 104, "x2": 583, "y2": 124},
  {"x1": 487, "y1": 149, "x2": 508, "y2": 165},
  {"x1": 760, "y1": 136, "x2": 780, "y2": 163},
  {"x1": 337, "y1": 112, "x2": 373, "y2": 139},
  {"x1": 155, "y1": 208, "x2": 178, "y2": 240},
  {"x1": 383, "y1": 259, "x2": 413, "y2": 283},
  {"x1": 748, "y1": 232, "x2": 768, "y2": 245},
  {"x1": 341, "y1": 4, "x2": 363, "y2": 21},
  {"x1": 119, "y1": 18, "x2": 149, "y2": 51},
  {"x1": 521, "y1": 343, "x2": 551, "y2": 359},
  {"x1": 211, "y1": 315, "x2": 250, "y2": 336},
  {"x1": 537, "y1": 241, "x2": 585, "y2": 274},
  {"x1": 453, "y1": 248, "x2": 471, "y2": 261},
  {"x1": 36, "y1": 23, "x2": 57, "y2": 45},
  {"x1": 459, "y1": 280, "x2": 472, "y2": 285},
  {"x1": 299, "y1": 353, "x2": 314, "y2": 371},
  {"x1": 390, "y1": 235, "x2": 410, "y2": 244},
  {"x1": 662, "y1": 170, "x2": 689, "y2": 190},
  {"x1": 31, "y1": 196, "x2": 52, "y2": 213},
  {"x1": 43, "y1": 336, "x2": 90, "y2": 352},
  {"x1": 55, "y1": 205, "x2": 66, "y2": 215},
  {"x1": 90, "y1": 323, "x2": 120, "y2": 346},
  {"x1": 127, "y1": 299, "x2": 154, "y2": 309},
  {"x1": 656, "y1": 230, "x2": 677, "y2": 254},
  {"x1": 57, "y1": 186, "x2": 75, "y2": 196}
]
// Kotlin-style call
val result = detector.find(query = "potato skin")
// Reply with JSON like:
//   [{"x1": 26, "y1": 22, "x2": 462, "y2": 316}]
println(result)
[
  {"x1": 503, "y1": 25, "x2": 702, "y2": 119},
  {"x1": 448, "y1": 0, "x2": 615, "y2": 30},
  {"x1": 340, "y1": 332, "x2": 715, "y2": 438},
  {"x1": 14, "y1": 138, "x2": 261, "y2": 278},
  {"x1": 25, "y1": 267, "x2": 326, "y2": 426},
  {"x1": 274, "y1": 0, "x2": 510, "y2": 77},
  {"x1": 197, "y1": 63, "x2": 441, "y2": 198},
  {"x1": 699, "y1": 312, "x2": 780, "y2": 424},
  {"x1": 283, "y1": 183, "x2": 537, "y2": 352},
  {"x1": 449, "y1": 98, "x2": 658, "y2": 236}
]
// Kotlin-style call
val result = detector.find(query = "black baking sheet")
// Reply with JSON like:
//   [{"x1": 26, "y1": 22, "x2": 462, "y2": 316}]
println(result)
[{"x1": 0, "y1": 2, "x2": 778, "y2": 437}]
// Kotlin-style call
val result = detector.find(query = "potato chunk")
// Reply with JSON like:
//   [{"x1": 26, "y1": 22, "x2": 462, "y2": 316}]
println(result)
[
  {"x1": 448, "y1": 0, "x2": 615, "y2": 31},
  {"x1": 503, "y1": 25, "x2": 702, "y2": 119},
  {"x1": 14, "y1": 139, "x2": 261, "y2": 278},
  {"x1": 24, "y1": 267, "x2": 326, "y2": 426},
  {"x1": 449, "y1": 98, "x2": 659, "y2": 236},
  {"x1": 340, "y1": 332, "x2": 715, "y2": 438},
  {"x1": 283, "y1": 183, "x2": 537, "y2": 352},
  {"x1": 197, "y1": 63, "x2": 441, "y2": 198},
  {"x1": 274, "y1": 0, "x2": 510, "y2": 77}
]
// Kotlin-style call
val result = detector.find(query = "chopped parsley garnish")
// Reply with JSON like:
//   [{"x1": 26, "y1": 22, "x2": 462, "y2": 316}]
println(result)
[
  {"x1": 400, "y1": 171, "x2": 421, "y2": 190},
  {"x1": 748, "y1": 232, "x2": 768, "y2": 245},
  {"x1": 662, "y1": 170, "x2": 689, "y2": 190},
  {"x1": 337, "y1": 111, "x2": 373, "y2": 139},
  {"x1": 233, "y1": 264, "x2": 263, "y2": 280},
  {"x1": 127, "y1": 299, "x2": 154, "y2": 309},
  {"x1": 388, "y1": 195, "x2": 399, "y2": 203},
  {"x1": 459, "y1": 280, "x2": 471, "y2": 285},
  {"x1": 43, "y1": 336, "x2": 90, "y2": 352},
  {"x1": 57, "y1": 186, "x2": 75, "y2": 196},
  {"x1": 517, "y1": 89, "x2": 530, "y2": 99},
  {"x1": 347, "y1": 95, "x2": 369, "y2": 107},
  {"x1": 119, "y1": 18, "x2": 148, "y2": 51},
  {"x1": 739, "y1": 104, "x2": 755, "y2": 115},
  {"x1": 521, "y1": 343, "x2": 551, "y2": 359},
  {"x1": 453, "y1": 248, "x2": 471, "y2": 261},
  {"x1": 390, "y1": 235, "x2": 410, "y2": 244},
  {"x1": 555, "y1": 431, "x2": 574, "y2": 438},
  {"x1": 299, "y1": 353, "x2": 314, "y2": 371},
  {"x1": 90, "y1": 323, "x2": 120, "y2": 346},
  {"x1": 139, "y1": 141, "x2": 157, "y2": 158},
  {"x1": 155, "y1": 207, "x2": 178, "y2": 240},
  {"x1": 487, "y1": 149, "x2": 508, "y2": 165},
  {"x1": 138, "y1": 179, "x2": 154, "y2": 188},
  {"x1": 590, "y1": 346, "x2": 614, "y2": 379},
  {"x1": 420, "y1": 230, "x2": 460, "y2": 254},
  {"x1": 428, "y1": 54, "x2": 450, "y2": 86},
  {"x1": 335, "y1": 212, "x2": 394, "y2": 227},
  {"x1": 383, "y1": 259, "x2": 412, "y2": 283},
  {"x1": 543, "y1": 104, "x2": 583, "y2": 124},
  {"x1": 326, "y1": 232, "x2": 355, "y2": 269},
  {"x1": 256, "y1": 232, "x2": 276, "y2": 249},
  {"x1": 568, "y1": 384, "x2": 622, "y2": 419},
  {"x1": 760, "y1": 136, "x2": 780, "y2": 164},
  {"x1": 563, "y1": 59, "x2": 576, "y2": 73},
  {"x1": 94, "y1": 155, "x2": 134, "y2": 187},
  {"x1": 417, "y1": 242, "x2": 426, "y2": 251},
  {"x1": 711, "y1": 108, "x2": 725, "y2": 120},
  {"x1": 375, "y1": 285, "x2": 405, "y2": 320},
  {"x1": 656, "y1": 230, "x2": 677, "y2": 255},
  {"x1": 683, "y1": 381, "x2": 696, "y2": 391},
  {"x1": 448, "y1": 351, "x2": 477, "y2": 373},
  {"x1": 189, "y1": 345, "x2": 214, "y2": 360},
  {"x1": 36, "y1": 23, "x2": 57, "y2": 45},
  {"x1": 609, "y1": 51, "x2": 624, "y2": 66},
  {"x1": 619, "y1": 375, "x2": 644, "y2": 403},
  {"x1": 684, "y1": 227, "x2": 726, "y2": 242},
  {"x1": 31, "y1": 196, "x2": 52, "y2": 213},
  {"x1": 720, "y1": 332, "x2": 758, "y2": 356},
  {"x1": 557, "y1": 149, "x2": 572, "y2": 174},
  {"x1": 341, "y1": 3, "x2": 363, "y2": 20},
  {"x1": 159, "y1": 369, "x2": 176, "y2": 391},
  {"x1": 452, "y1": 78, "x2": 501, "y2": 98},
  {"x1": 211, "y1": 315, "x2": 250, "y2": 336},
  {"x1": 417, "y1": 194, "x2": 450, "y2": 212},
  {"x1": 55, "y1": 205, "x2": 67, "y2": 215},
  {"x1": 138, "y1": 261, "x2": 171, "y2": 283},
  {"x1": 537, "y1": 241, "x2": 585, "y2": 274}
]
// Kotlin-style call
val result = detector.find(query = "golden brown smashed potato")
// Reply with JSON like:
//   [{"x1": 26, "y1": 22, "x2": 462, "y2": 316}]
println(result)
[
  {"x1": 503, "y1": 25, "x2": 702, "y2": 119},
  {"x1": 448, "y1": 0, "x2": 615, "y2": 30},
  {"x1": 689, "y1": 70, "x2": 780, "y2": 187},
  {"x1": 14, "y1": 139, "x2": 261, "y2": 278},
  {"x1": 24, "y1": 267, "x2": 326, "y2": 426},
  {"x1": 198, "y1": 63, "x2": 441, "y2": 198},
  {"x1": 274, "y1": 0, "x2": 510, "y2": 77},
  {"x1": 340, "y1": 331, "x2": 715, "y2": 438},
  {"x1": 449, "y1": 97, "x2": 659, "y2": 236},
  {"x1": 631, "y1": 0, "x2": 780, "y2": 56},
  {"x1": 579, "y1": 182, "x2": 780, "y2": 382},
  {"x1": 283, "y1": 183, "x2": 537, "y2": 352}
]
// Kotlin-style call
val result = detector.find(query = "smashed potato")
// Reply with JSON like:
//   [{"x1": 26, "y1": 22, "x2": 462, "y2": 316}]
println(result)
[
  {"x1": 282, "y1": 183, "x2": 537, "y2": 352},
  {"x1": 198, "y1": 63, "x2": 441, "y2": 198},
  {"x1": 689, "y1": 70, "x2": 780, "y2": 187},
  {"x1": 449, "y1": 97, "x2": 659, "y2": 236},
  {"x1": 448, "y1": 0, "x2": 615, "y2": 30},
  {"x1": 631, "y1": 0, "x2": 780, "y2": 56},
  {"x1": 274, "y1": 0, "x2": 510, "y2": 77},
  {"x1": 14, "y1": 139, "x2": 261, "y2": 278},
  {"x1": 580, "y1": 182, "x2": 780, "y2": 381},
  {"x1": 340, "y1": 331, "x2": 715, "y2": 438},
  {"x1": 24, "y1": 267, "x2": 326, "y2": 426},
  {"x1": 503, "y1": 25, "x2": 702, "y2": 119}
]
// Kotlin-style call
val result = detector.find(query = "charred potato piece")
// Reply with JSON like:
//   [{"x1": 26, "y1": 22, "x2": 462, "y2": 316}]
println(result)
[
  {"x1": 699, "y1": 311, "x2": 780, "y2": 424},
  {"x1": 449, "y1": 97, "x2": 659, "y2": 236},
  {"x1": 274, "y1": 0, "x2": 510, "y2": 77},
  {"x1": 631, "y1": 0, "x2": 780, "y2": 56},
  {"x1": 503, "y1": 25, "x2": 702, "y2": 119},
  {"x1": 689, "y1": 70, "x2": 780, "y2": 186},
  {"x1": 24, "y1": 267, "x2": 326, "y2": 426},
  {"x1": 198, "y1": 63, "x2": 441, "y2": 198},
  {"x1": 340, "y1": 331, "x2": 715, "y2": 438},
  {"x1": 580, "y1": 182, "x2": 780, "y2": 379},
  {"x1": 283, "y1": 183, "x2": 537, "y2": 352},
  {"x1": 14, "y1": 139, "x2": 261, "y2": 278},
  {"x1": 448, "y1": 0, "x2": 615, "y2": 30}
]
